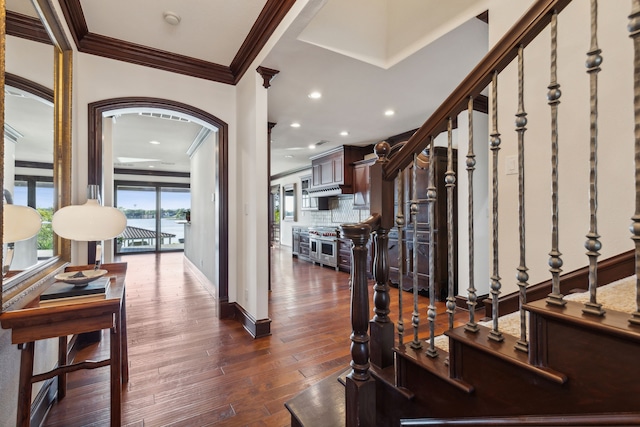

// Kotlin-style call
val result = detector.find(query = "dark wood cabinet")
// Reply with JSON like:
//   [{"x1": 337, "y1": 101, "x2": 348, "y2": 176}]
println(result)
[
  {"x1": 338, "y1": 236, "x2": 373, "y2": 279},
  {"x1": 388, "y1": 146, "x2": 456, "y2": 301},
  {"x1": 309, "y1": 145, "x2": 372, "y2": 193},
  {"x1": 337, "y1": 238, "x2": 351, "y2": 273},
  {"x1": 353, "y1": 158, "x2": 375, "y2": 209}
]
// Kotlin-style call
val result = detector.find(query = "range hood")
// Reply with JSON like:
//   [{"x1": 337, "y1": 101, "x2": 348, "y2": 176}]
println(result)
[{"x1": 306, "y1": 185, "x2": 345, "y2": 198}]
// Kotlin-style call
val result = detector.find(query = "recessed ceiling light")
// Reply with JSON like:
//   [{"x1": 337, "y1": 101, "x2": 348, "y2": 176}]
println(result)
[
  {"x1": 284, "y1": 155, "x2": 293, "y2": 158},
  {"x1": 148, "y1": 165, "x2": 155, "y2": 168},
  {"x1": 149, "y1": 140, "x2": 160, "y2": 145},
  {"x1": 308, "y1": 91, "x2": 322, "y2": 99},
  {"x1": 384, "y1": 109, "x2": 395, "y2": 116},
  {"x1": 308, "y1": 144, "x2": 316, "y2": 149},
  {"x1": 340, "y1": 131, "x2": 349, "y2": 136},
  {"x1": 291, "y1": 122, "x2": 301, "y2": 128}
]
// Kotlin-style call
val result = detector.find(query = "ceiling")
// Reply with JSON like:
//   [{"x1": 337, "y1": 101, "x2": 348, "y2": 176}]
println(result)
[{"x1": 6, "y1": 0, "x2": 490, "y2": 177}]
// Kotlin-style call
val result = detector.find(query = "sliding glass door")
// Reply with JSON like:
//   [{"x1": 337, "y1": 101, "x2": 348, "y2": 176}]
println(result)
[{"x1": 115, "y1": 182, "x2": 190, "y2": 254}]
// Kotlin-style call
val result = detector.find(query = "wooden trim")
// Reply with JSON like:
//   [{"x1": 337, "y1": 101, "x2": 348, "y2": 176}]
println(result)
[
  {"x1": 257, "y1": 66, "x2": 280, "y2": 89},
  {"x1": 232, "y1": 302, "x2": 272, "y2": 338},
  {"x1": 6, "y1": 73, "x2": 53, "y2": 102},
  {"x1": 58, "y1": 0, "x2": 295, "y2": 85},
  {"x1": 384, "y1": 0, "x2": 572, "y2": 178},
  {"x1": 15, "y1": 160, "x2": 54, "y2": 170},
  {"x1": 480, "y1": 250, "x2": 635, "y2": 316},
  {"x1": 79, "y1": 33, "x2": 235, "y2": 84},
  {"x1": 114, "y1": 180, "x2": 189, "y2": 189},
  {"x1": 6, "y1": 11, "x2": 51, "y2": 45},
  {"x1": 88, "y1": 98, "x2": 228, "y2": 316},
  {"x1": 114, "y1": 168, "x2": 190, "y2": 178},
  {"x1": 402, "y1": 413, "x2": 640, "y2": 426},
  {"x1": 476, "y1": 10, "x2": 489, "y2": 24},
  {"x1": 231, "y1": 0, "x2": 296, "y2": 84}
]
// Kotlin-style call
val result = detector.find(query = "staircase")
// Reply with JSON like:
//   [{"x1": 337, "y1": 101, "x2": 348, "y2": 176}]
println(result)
[{"x1": 286, "y1": 0, "x2": 640, "y2": 425}]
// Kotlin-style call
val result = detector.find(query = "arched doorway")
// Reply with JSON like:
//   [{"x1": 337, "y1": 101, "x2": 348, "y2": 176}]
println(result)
[{"x1": 88, "y1": 97, "x2": 231, "y2": 318}]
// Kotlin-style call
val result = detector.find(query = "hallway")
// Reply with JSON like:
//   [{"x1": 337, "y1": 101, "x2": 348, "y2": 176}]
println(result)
[{"x1": 41, "y1": 247, "x2": 455, "y2": 426}]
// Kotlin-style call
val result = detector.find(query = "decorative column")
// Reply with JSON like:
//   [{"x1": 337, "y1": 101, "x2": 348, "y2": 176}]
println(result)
[{"x1": 341, "y1": 222, "x2": 376, "y2": 427}]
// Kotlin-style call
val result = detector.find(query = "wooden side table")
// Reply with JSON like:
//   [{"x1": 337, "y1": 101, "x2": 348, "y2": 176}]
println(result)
[{"x1": 0, "y1": 262, "x2": 129, "y2": 427}]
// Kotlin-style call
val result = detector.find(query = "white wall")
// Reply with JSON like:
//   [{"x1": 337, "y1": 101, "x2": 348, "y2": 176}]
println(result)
[
  {"x1": 235, "y1": 70, "x2": 270, "y2": 320},
  {"x1": 457, "y1": 111, "x2": 490, "y2": 297},
  {"x1": 186, "y1": 132, "x2": 218, "y2": 291},
  {"x1": 488, "y1": 0, "x2": 634, "y2": 295}
]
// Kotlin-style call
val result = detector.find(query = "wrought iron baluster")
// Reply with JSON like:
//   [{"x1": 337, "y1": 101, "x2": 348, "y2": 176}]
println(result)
[
  {"x1": 547, "y1": 10, "x2": 566, "y2": 307},
  {"x1": 410, "y1": 153, "x2": 423, "y2": 350},
  {"x1": 446, "y1": 118, "x2": 456, "y2": 331},
  {"x1": 515, "y1": 45, "x2": 529, "y2": 353},
  {"x1": 629, "y1": 0, "x2": 640, "y2": 326},
  {"x1": 396, "y1": 169, "x2": 406, "y2": 344},
  {"x1": 426, "y1": 137, "x2": 439, "y2": 357},
  {"x1": 465, "y1": 97, "x2": 479, "y2": 334},
  {"x1": 489, "y1": 71, "x2": 504, "y2": 343},
  {"x1": 583, "y1": 0, "x2": 605, "y2": 316}
]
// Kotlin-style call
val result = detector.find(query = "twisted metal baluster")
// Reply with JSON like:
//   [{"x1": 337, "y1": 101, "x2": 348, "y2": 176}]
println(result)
[
  {"x1": 426, "y1": 138, "x2": 439, "y2": 357},
  {"x1": 489, "y1": 71, "x2": 504, "y2": 343},
  {"x1": 583, "y1": 0, "x2": 605, "y2": 316},
  {"x1": 465, "y1": 97, "x2": 479, "y2": 333},
  {"x1": 410, "y1": 153, "x2": 423, "y2": 349},
  {"x1": 630, "y1": 0, "x2": 640, "y2": 326},
  {"x1": 396, "y1": 169, "x2": 406, "y2": 344},
  {"x1": 446, "y1": 118, "x2": 456, "y2": 331},
  {"x1": 515, "y1": 45, "x2": 529, "y2": 353},
  {"x1": 547, "y1": 10, "x2": 566, "y2": 307}
]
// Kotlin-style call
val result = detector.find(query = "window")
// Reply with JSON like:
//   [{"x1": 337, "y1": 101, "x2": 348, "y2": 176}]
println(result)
[{"x1": 283, "y1": 183, "x2": 296, "y2": 221}]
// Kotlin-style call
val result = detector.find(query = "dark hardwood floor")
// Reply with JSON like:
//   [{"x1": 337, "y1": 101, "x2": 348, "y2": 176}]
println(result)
[{"x1": 41, "y1": 246, "x2": 470, "y2": 426}]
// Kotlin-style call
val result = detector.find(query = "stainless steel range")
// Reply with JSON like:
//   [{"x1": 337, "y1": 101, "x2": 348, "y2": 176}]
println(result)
[{"x1": 308, "y1": 226, "x2": 339, "y2": 270}]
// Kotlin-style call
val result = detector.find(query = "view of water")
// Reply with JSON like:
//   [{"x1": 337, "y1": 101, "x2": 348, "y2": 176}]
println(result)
[{"x1": 126, "y1": 218, "x2": 186, "y2": 240}]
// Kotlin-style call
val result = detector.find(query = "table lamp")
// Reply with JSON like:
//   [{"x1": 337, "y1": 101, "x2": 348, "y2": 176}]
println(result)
[
  {"x1": 2, "y1": 204, "x2": 42, "y2": 277},
  {"x1": 52, "y1": 185, "x2": 126, "y2": 277}
]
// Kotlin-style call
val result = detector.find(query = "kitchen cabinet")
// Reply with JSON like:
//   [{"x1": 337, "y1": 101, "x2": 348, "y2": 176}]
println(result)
[
  {"x1": 299, "y1": 230, "x2": 310, "y2": 260},
  {"x1": 300, "y1": 175, "x2": 329, "y2": 210},
  {"x1": 292, "y1": 227, "x2": 301, "y2": 256},
  {"x1": 292, "y1": 227, "x2": 310, "y2": 260},
  {"x1": 387, "y1": 146, "x2": 456, "y2": 301},
  {"x1": 337, "y1": 236, "x2": 373, "y2": 279},
  {"x1": 353, "y1": 158, "x2": 375, "y2": 209},
  {"x1": 300, "y1": 175, "x2": 316, "y2": 210},
  {"x1": 309, "y1": 145, "x2": 372, "y2": 194}
]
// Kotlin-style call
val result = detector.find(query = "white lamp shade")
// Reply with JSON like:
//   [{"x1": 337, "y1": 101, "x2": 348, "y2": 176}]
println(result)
[
  {"x1": 52, "y1": 199, "x2": 127, "y2": 241},
  {"x1": 3, "y1": 204, "x2": 42, "y2": 243}
]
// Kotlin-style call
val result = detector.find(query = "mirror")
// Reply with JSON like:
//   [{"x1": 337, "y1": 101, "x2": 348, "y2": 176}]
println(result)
[
  {"x1": 2, "y1": 0, "x2": 72, "y2": 311},
  {"x1": 283, "y1": 183, "x2": 296, "y2": 221}
]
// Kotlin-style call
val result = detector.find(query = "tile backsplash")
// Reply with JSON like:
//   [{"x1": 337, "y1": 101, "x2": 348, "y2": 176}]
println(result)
[{"x1": 307, "y1": 196, "x2": 369, "y2": 226}]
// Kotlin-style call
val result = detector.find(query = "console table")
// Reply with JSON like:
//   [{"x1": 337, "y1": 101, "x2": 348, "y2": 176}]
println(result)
[{"x1": 0, "y1": 262, "x2": 128, "y2": 427}]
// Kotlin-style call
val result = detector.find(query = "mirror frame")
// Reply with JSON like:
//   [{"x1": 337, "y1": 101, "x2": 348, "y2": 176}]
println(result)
[{"x1": 2, "y1": 0, "x2": 72, "y2": 311}]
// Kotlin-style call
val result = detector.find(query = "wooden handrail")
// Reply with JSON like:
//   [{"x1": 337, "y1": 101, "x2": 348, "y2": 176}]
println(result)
[
  {"x1": 384, "y1": 0, "x2": 572, "y2": 179},
  {"x1": 400, "y1": 412, "x2": 640, "y2": 426}
]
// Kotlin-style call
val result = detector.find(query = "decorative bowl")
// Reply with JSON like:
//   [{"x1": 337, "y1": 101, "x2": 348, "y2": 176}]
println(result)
[{"x1": 54, "y1": 269, "x2": 108, "y2": 286}]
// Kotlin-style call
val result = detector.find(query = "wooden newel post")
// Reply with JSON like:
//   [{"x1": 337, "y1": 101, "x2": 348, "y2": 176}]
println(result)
[
  {"x1": 368, "y1": 142, "x2": 395, "y2": 369},
  {"x1": 341, "y1": 222, "x2": 376, "y2": 427}
]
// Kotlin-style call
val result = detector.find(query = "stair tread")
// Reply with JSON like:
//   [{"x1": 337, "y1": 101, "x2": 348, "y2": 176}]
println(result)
[{"x1": 285, "y1": 368, "x2": 348, "y2": 427}]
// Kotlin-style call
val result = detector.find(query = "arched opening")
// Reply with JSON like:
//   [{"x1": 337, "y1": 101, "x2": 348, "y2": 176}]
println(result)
[{"x1": 88, "y1": 97, "x2": 231, "y2": 318}]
